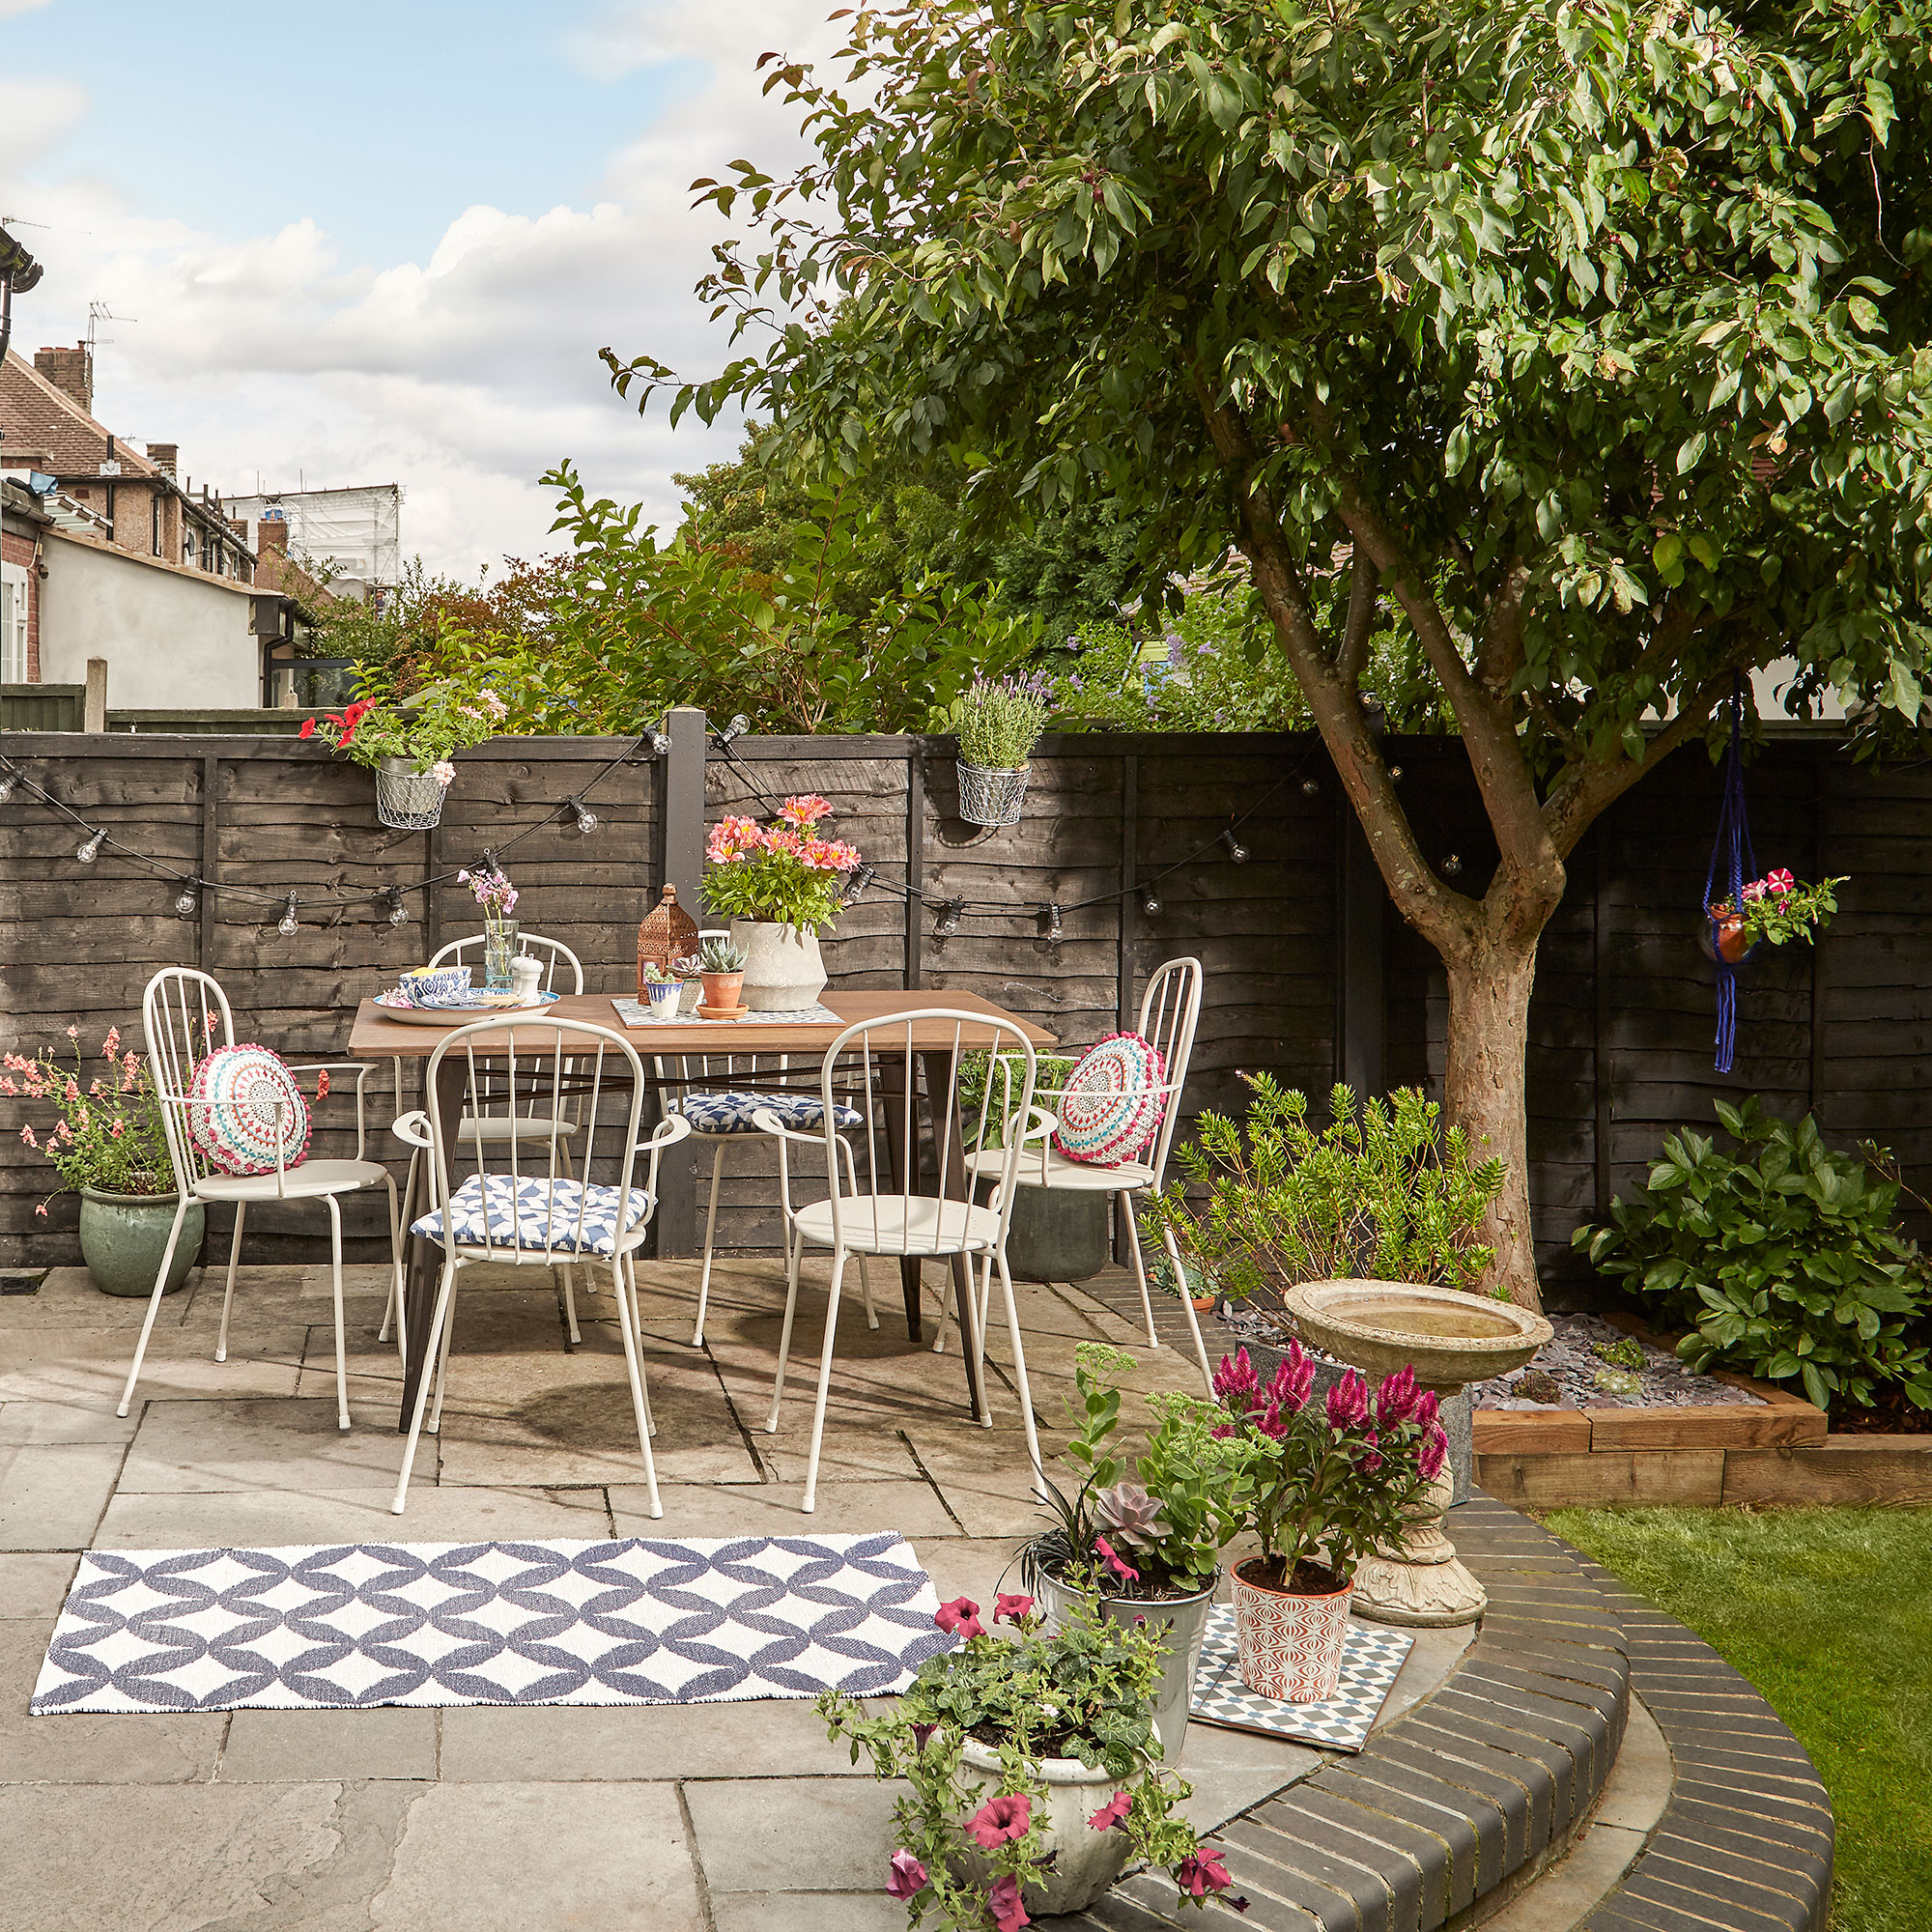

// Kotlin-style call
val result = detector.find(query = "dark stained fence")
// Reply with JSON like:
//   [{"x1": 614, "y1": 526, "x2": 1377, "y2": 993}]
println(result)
[{"x1": 3, "y1": 724, "x2": 1928, "y2": 1275}]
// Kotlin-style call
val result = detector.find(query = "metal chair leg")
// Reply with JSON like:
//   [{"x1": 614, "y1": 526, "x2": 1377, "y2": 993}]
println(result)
[
  {"x1": 115, "y1": 1196, "x2": 192, "y2": 1419},
  {"x1": 326, "y1": 1195, "x2": 351, "y2": 1430},
  {"x1": 611, "y1": 1253, "x2": 663, "y2": 1517},
  {"x1": 427, "y1": 1264, "x2": 459, "y2": 1436},
  {"x1": 994, "y1": 1248, "x2": 1044, "y2": 1495},
  {"x1": 800, "y1": 1247, "x2": 848, "y2": 1515},
  {"x1": 692, "y1": 1141, "x2": 726, "y2": 1346},
  {"x1": 214, "y1": 1202, "x2": 247, "y2": 1363},
  {"x1": 857, "y1": 1253, "x2": 877, "y2": 1329},
  {"x1": 1164, "y1": 1224, "x2": 1216, "y2": 1395},
  {"x1": 623, "y1": 1252, "x2": 657, "y2": 1435},
  {"x1": 380, "y1": 1149, "x2": 417, "y2": 1347},
  {"x1": 765, "y1": 1219, "x2": 807, "y2": 1433},
  {"x1": 1122, "y1": 1201, "x2": 1161, "y2": 1350},
  {"x1": 392, "y1": 1257, "x2": 457, "y2": 1516}
]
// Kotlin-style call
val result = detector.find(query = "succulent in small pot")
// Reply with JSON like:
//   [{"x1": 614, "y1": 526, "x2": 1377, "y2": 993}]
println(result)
[
  {"x1": 1209, "y1": 1340, "x2": 1447, "y2": 1701},
  {"x1": 696, "y1": 933, "x2": 748, "y2": 1011},
  {"x1": 639, "y1": 960, "x2": 683, "y2": 1017},
  {"x1": 820, "y1": 1591, "x2": 1241, "y2": 1927}
]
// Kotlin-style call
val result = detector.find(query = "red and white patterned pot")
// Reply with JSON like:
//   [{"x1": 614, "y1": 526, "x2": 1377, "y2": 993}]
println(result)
[{"x1": 1232, "y1": 1560, "x2": 1353, "y2": 1703}]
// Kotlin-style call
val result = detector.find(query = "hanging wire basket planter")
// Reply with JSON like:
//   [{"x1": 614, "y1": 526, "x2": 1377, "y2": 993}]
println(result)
[
  {"x1": 957, "y1": 760, "x2": 1030, "y2": 828},
  {"x1": 375, "y1": 760, "x2": 448, "y2": 832}
]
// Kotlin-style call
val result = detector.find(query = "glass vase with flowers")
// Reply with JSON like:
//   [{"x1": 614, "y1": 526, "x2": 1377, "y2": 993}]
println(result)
[
  {"x1": 701, "y1": 794, "x2": 860, "y2": 1010},
  {"x1": 458, "y1": 865, "x2": 520, "y2": 992}
]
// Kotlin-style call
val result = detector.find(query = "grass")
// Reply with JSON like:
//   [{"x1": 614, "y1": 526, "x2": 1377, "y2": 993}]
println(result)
[{"x1": 1548, "y1": 1507, "x2": 1932, "y2": 1932}]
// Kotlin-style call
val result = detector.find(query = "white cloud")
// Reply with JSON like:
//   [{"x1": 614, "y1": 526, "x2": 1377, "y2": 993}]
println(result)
[{"x1": 0, "y1": 0, "x2": 844, "y2": 578}]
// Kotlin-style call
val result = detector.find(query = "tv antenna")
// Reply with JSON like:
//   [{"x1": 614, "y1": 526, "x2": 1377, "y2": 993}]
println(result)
[{"x1": 87, "y1": 300, "x2": 136, "y2": 353}]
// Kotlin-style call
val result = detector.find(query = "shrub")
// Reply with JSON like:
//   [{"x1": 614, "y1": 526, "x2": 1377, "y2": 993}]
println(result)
[{"x1": 1575, "y1": 1097, "x2": 1932, "y2": 1413}]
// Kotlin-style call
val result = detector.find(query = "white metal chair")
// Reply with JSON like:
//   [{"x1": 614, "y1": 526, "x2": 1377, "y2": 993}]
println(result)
[
  {"x1": 390, "y1": 1016, "x2": 690, "y2": 1518},
  {"x1": 380, "y1": 931, "x2": 588, "y2": 1350},
  {"x1": 115, "y1": 967, "x2": 407, "y2": 1430},
  {"x1": 956, "y1": 956, "x2": 1212, "y2": 1392},
  {"x1": 654, "y1": 1045, "x2": 877, "y2": 1347},
  {"x1": 757, "y1": 1009, "x2": 1050, "y2": 1514}
]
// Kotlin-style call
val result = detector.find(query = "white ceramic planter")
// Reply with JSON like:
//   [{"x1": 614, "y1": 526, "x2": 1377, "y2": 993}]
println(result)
[
  {"x1": 1232, "y1": 1560, "x2": 1352, "y2": 1702},
  {"x1": 728, "y1": 920, "x2": 827, "y2": 1011},
  {"x1": 952, "y1": 1739, "x2": 1136, "y2": 1916}
]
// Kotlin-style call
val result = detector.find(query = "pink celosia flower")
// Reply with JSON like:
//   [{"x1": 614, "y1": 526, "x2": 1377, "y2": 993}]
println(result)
[
  {"x1": 1325, "y1": 1370, "x2": 1368, "y2": 1431},
  {"x1": 885, "y1": 1850, "x2": 926, "y2": 1901},
  {"x1": 1270, "y1": 1339, "x2": 1315, "y2": 1409},
  {"x1": 1419, "y1": 1423, "x2": 1448, "y2": 1481},
  {"x1": 935, "y1": 1596, "x2": 984, "y2": 1639},
  {"x1": 987, "y1": 1872, "x2": 1031, "y2": 1932},
  {"x1": 1176, "y1": 1847, "x2": 1235, "y2": 1897},
  {"x1": 965, "y1": 1793, "x2": 1032, "y2": 1850},
  {"x1": 1088, "y1": 1789, "x2": 1132, "y2": 1832},
  {"x1": 1094, "y1": 1535, "x2": 1139, "y2": 1583},
  {"x1": 993, "y1": 1592, "x2": 1034, "y2": 1627},
  {"x1": 1255, "y1": 1400, "x2": 1286, "y2": 1440},
  {"x1": 1376, "y1": 1365, "x2": 1421, "y2": 1425},
  {"x1": 1213, "y1": 1346, "x2": 1262, "y2": 1410}
]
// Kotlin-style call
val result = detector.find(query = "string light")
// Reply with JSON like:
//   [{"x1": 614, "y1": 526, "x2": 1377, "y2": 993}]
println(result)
[
  {"x1": 1220, "y1": 828, "x2": 1250, "y2": 864},
  {"x1": 1140, "y1": 886, "x2": 1163, "y2": 917},
  {"x1": 0, "y1": 768, "x2": 18, "y2": 803},
  {"x1": 841, "y1": 863, "x2": 876, "y2": 906},
  {"x1": 1441, "y1": 854, "x2": 1463, "y2": 876},
  {"x1": 934, "y1": 897, "x2": 964, "y2": 937},
  {"x1": 644, "y1": 727, "x2": 672, "y2": 757},
  {"x1": 713, "y1": 714, "x2": 751, "y2": 750},
  {"x1": 567, "y1": 797, "x2": 599, "y2": 836},
  {"x1": 1042, "y1": 902, "x2": 1065, "y2": 944},
  {"x1": 75, "y1": 830, "x2": 104, "y2": 864},
  {"x1": 276, "y1": 895, "x2": 299, "y2": 937},
  {"x1": 1301, "y1": 778, "x2": 1320, "y2": 797},
  {"x1": 386, "y1": 888, "x2": 409, "y2": 925},
  {"x1": 1388, "y1": 764, "x2": 1404, "y2": 781},
  {"x1": 173, "y1": 880, "x2": 200, "y2": 918}
]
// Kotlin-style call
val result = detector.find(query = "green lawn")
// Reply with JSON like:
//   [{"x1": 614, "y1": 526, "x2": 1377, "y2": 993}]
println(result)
[{"x1": 1548, "y1": 1508, "x2": 1932, "y2": 1932}]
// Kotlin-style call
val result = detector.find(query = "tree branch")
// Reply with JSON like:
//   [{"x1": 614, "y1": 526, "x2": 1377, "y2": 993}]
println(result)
[
  {"x1": 1335, "y1": 550, "x2": 1379, "y2": 692},
  {"x1": 1477, "y1": 558, "x2": 1529, "y2": 700}
]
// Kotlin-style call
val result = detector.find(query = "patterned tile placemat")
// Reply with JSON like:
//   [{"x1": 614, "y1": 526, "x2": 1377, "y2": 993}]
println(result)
[
  {"x1": 32, "y1": 1533, "x2": 948, "y2": 1716},
  {"x1": 1189, "y1": 1605, "x2": 1413, "y2": 1752},
  {"x1": 610, "y1": 998, "x2": 841, "y2": 1029}
]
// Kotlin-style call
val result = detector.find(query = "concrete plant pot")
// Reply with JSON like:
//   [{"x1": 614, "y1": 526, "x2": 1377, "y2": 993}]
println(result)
[
  {"x1": 952, "y1": 1738, "x2": 1136, "y2": 1914},
  {"x1": 728, "y1": 920, "x2": 827, "y2": 1012},
  {"x1": 78, "y1": 1188, "x2": 204, "y2": 1298}
]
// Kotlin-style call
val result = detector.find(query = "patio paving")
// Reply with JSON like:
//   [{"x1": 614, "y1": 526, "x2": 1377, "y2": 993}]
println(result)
[{"x1": 0, "y1": 1255, "x2": 1472, "y2": 1931}]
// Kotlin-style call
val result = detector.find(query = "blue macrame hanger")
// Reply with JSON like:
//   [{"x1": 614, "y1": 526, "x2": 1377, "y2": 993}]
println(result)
[{"x1": 1702, "y1": 675, "x2": 1758, "y2": 1073}]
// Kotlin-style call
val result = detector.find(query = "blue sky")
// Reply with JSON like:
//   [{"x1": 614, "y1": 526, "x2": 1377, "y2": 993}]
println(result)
[{"x1": 0, "y1": 0, "x2": 815, "y2": 571}]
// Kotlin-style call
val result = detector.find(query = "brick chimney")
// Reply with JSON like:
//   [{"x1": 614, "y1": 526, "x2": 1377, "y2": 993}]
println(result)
[
  {"x1": 257, "y1": 517, "x2": 289, "y2": 554},
  {"x1": 148, "y1": 442, "x2": 179, "y2": 478},
  {"x1": 34, "y1": 344, "x2": 93, "y2": 414}
]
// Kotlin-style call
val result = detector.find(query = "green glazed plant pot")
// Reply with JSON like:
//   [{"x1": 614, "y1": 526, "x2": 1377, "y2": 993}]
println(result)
[{"x1": 77, "y1": 1188, "x2": 204, "y2": 1298}]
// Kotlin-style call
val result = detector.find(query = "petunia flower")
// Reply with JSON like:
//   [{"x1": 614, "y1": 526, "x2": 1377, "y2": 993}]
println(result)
[
  {"x1": 885, "y1": 1850, "x2": 926, "y2": 1901},
  {"x1": 987, "y1": 1872, "x2": 1031, "y2": 1932},
  {"x1": 993, "y1": 1592, "x2": 1035, "y2": 1627},
  {"x1": 910, "y1": 1721, "x2": 937, "y2": 1753},
  {"x1": 1094, "y1": 1535, "x2": 1139, "y2": 1583},
  {"x1": 1088, "y1": 1789, "x2": 1131, "y2": 1832},
  {"x1": 935, "y1": 1596, "x2": 984, "y2": 1639},
  {"x1": 965, "y1": 1792, "x2": 1032, "y2": 1850},
  {"x1": 1175, "y1": 1847, "x2": 1234, "y2": 1897},
  {"x1": 298, "y1": 718, "x2": 317, "y2": 739},
  {"x1": 1767, "y1": 867, "x2": 1796, "y2": 895}
]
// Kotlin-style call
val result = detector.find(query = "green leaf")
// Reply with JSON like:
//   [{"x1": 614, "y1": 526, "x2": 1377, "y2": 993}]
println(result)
[{"x1": 1676, "y1": 433, "x2": 1708, "y2": 474}]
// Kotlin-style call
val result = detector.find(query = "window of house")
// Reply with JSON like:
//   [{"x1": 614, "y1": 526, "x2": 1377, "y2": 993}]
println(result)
[
  {"x1": 152, "y1": 496, "x2": 161, "y2": 557},
  {"x1": 0, "y1": 562, "x2": 28, "y2": 683}
]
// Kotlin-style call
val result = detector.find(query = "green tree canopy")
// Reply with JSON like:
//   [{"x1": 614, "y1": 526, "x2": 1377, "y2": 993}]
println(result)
[{"x1": 611, "y1": 0, "x2": 1932, "y2": 1304}]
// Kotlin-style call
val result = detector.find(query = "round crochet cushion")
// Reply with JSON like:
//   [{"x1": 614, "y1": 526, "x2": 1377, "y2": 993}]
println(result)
[
  {"x1": 186, "y1": 1045, "x2": 312, "y2": 1177},
  {"x1": 1053, "y1": 1032, "x2": 1167, "y2": 1166}
]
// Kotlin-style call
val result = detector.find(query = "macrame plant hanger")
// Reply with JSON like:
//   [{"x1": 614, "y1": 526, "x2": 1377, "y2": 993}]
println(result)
[{"x1": 1702, "y1": 676, "x2": 1758, "y2": 1074}]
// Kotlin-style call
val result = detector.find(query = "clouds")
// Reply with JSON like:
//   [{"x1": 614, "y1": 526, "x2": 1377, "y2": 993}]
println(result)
[{"x1": 0, "y1": 0, "x2": 844, "y2": 578}]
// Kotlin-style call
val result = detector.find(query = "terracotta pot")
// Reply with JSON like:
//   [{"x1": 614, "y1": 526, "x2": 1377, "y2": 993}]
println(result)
[
  {"x1": 699, "y1": 970, "x2": 744, "y2": 1010},
  {"x1": 1699, "y1": 906, "x2": 1759, "y2": 966},
  {"x1": 1232, "y1": 1557, "x2": 1352, "y2": 1703}
]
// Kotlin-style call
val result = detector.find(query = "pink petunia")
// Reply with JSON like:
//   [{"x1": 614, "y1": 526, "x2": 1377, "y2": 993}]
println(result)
[
  {"x1": 885, "y1": 1850, "x2": 926, "y2": 1901},
  {"x1": 935, "y1": 1596, "x2": 985, "y2": 1639},
  {"x1": 1175, "y1": 1847, "x2": 1235, "y2": 1897},
  {"x1": 993, "y1": 1592, "x2": 1035, "y2": 1627},
  {"x1": 988, "y1": 1872, "x2": 1031, "y2": 1932},
  {"x1": 1094, "y1": 1535, "x2": 1139, "y2": 1583},
  {"x1": 965, "y1": 1792, "x2": 1032, "y2": 1850},
  {"x1": 1088, "y1": 1789, "x2": 1132, "y2": 1832},
  {"x1": 1742, "y1": 879, "x2": 1767, "y2": 903},
  {"x1": 1767, "y1": 867, "x2": 1796, "y2": 895}
]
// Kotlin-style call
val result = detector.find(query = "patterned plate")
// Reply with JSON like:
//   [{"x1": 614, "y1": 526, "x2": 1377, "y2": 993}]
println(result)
[{"x1": 373, "y1": 990, "x2": 560, "y2": 1028}]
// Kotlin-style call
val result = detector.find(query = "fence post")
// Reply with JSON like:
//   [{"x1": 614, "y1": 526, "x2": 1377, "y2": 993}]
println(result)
[
  {"x1": 83, "y1": 658, "x2": 107, "y2": 733},
  {"x1": 652, "y1": 706, "x2": 709, "y2": 1257},
  {"x1": 904, "y1": 739, "x2": 925, "y2": 990}
]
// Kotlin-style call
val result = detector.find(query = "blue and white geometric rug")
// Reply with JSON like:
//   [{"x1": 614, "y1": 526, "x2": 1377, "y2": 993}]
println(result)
[
  {"x1": 32, "y1": 1533, "x2": 949, "y2": 1715},
  {"x1": 1188, "y1": 1605, "x2": 1413, "y2": 1752}
]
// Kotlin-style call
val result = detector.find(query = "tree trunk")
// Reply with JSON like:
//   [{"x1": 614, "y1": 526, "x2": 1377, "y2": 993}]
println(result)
[{"x1": 1439, "y1": 926, "x2": 1542, "y2": 1309}]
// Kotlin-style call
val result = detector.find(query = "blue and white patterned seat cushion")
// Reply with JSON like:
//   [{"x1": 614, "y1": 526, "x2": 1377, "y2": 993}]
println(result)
[
  {"x1": 411, "y1": 1175, "x2": 655, "y2": 1257},
  {"x1": 679, "y1": 1091, "x2": 864, "y2": 1137}
]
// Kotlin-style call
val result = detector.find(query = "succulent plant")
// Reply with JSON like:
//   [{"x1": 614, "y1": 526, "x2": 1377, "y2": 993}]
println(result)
[{"x1": 699, "y1": 934, "x2": 748, "y2": 973}]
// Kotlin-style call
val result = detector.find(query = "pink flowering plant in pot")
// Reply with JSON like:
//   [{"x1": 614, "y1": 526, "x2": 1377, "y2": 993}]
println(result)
[
  {"x1": 701, "y1": 793, "x2": 860, "y2": 932},
  {"x1": 1211, "y1": 1340, "x2": 1447, "y2": 1701},
  {"x1": 819, "y1": 1591, "x2": 1240, "y2": 1927}
]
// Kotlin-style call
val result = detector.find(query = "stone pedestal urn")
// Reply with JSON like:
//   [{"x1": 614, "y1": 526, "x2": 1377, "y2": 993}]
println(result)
[{"x1": 1284, "y1": 1279, "x2": 1551, "y2": 1630}]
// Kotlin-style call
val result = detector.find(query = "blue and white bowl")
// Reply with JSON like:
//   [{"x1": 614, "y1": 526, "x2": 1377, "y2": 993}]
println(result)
[{"x1": 398, "y1": 964, "x2": 474, "y2": 1008}]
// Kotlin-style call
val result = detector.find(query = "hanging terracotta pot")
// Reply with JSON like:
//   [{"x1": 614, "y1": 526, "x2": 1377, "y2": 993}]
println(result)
[{"x1": 1698, "y1": 906, "x2": 1760, "y2": 967}]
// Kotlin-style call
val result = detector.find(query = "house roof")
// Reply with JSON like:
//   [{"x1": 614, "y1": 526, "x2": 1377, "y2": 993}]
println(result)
[{"x1": 42, "y1": 523, "x2": 261, "y2": 596}]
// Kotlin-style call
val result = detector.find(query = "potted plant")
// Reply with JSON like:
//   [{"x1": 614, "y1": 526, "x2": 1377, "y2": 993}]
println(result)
[
  {"x1": 820, "y1": 1591, "x2": 1241, "y2": 1927},
  {"x1": 696, "y1": 933, "x2": 747, "y2": 1014},
  {"x1": 639, "y1": 961, "x2": 684, "y2": 1019},
  {"x1": 1699, "y1": 867, "x2": 1845, "y2": 966},
  {"x1": 701, "y1": 794, "x2": 860, "y2": 1010},
  {"x1": 1210, "y1": 1339, "x2": 1447, "y2": 1701},
  {"x1": 950, "y1": 672, "x2": 1053, "y2": 827},
  {"x1": 456, "y1": 863, "x2": 521, "y2": 992},
  {"x1": 1022, "y1": 1344, "x2": 1242, "y2": 1764},
  {"x1": 299, "y1": 682, "x2": 507, "y2": 830},
  {"x1": 4, "y1": 1026, "x2": 205, "y2": 1297}
]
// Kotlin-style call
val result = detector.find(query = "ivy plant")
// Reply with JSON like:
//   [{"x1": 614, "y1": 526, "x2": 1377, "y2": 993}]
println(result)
[{"x1": 1576, "y1": 1098, "x2": 1932, "y2": 1414}]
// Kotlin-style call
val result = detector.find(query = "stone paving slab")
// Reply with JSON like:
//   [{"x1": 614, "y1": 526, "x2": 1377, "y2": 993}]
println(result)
[
  {"x1": 219, "y1": 1706, "x2": 438, "y2": 1785},
  {"x1": 0, "y1": 1439, "x2": 127, "y2": 1549}
]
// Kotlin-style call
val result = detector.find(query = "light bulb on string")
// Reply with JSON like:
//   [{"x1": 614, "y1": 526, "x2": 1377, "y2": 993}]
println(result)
[
  {"x1": 1140, "y1": 886, "x2": 1163, "y2": 917},
  {"x1": 1388, "y1": 764, "x2": 1404, "y2": 781},
  {"x1": 75, "y1": 830, "x2": 105, "y2": 864},
  {"x1": 0, "y1": 768, "x2": 18, "y2": 803},
  {"x1": 1043, "y1": 902, "x2": 1065, "y2": 944},
  {"x1": 1219, "y1": 828, "x2": 1250, "y2": 864},
  {"x1": 1441, "y1": 854, "x2": 1463, "y2": 877},
  {"x1": 934, "y1": 897, "x2": 964, "y2": 938},
  {"x1": 567, "y1": 797, "x2": 598, "y2": 836},
  {"x1": 714, "y1": 714, "x2": 751, "y2": 750},
  {"x1": 1301, "y1": 778, "x2": 1320, "y2": 796},
  {"x1": 841, "y1": 864, "x2": 876, "y2": 907},
  {"x1": 644, "y1": 728, "x2": 672, "y2": 757},
  {"x1": 386, "y1": 888, "x2": 409, "y2": 926},
  {"x1": 277, "y1": 895, "x2": 298, "y2": 937},
  {"x1": 174, "y1": 879, "x2": 200, "y2": 918}
]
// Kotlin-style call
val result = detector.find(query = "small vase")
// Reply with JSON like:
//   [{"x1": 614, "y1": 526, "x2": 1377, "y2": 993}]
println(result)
[
  {"x1": 644, "y1": 980, "x2": 682, "y2": 1019},
  {"x1": 483, "y1": 921, "x2": 519, "y2": 993},
  {"x1": 728, "y1": 920, "x2": 827, "y2": 1012},
  {"x1": 1232, "y1": 1558, "x2": 1353, "y2": 1702},
  {"x1": 1698, "y1": 907, "x2": 1761, "y2": 967}
]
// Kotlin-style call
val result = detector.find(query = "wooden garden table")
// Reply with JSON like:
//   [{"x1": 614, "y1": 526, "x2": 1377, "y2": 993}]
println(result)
[{"x1": 346, "y1": 989, "x2": 1054, "y2": 1434}]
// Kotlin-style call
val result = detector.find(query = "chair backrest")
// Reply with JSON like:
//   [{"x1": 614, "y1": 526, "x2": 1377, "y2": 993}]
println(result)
[
  {"x1": 429, "y1": 930, "x2": 585, "y2": 994},
  {"x1": 813, "y1": 1009, "x2": 1039, "y2": 1254},
  {"x1": 140, "y1": 966, "x2": 237, "y2": 1194},
  {"x1": 1137, "y1": 955, "x2": 1204, "y2": 1182},
  {"x1": 423, "y1": 1017, "x2": 647, "y2": 1265}
]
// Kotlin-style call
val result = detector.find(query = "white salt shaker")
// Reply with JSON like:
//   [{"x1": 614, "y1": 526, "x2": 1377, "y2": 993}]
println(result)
[{"x1": 509, "y1": 954, "x2": 545, "y2": 1004}]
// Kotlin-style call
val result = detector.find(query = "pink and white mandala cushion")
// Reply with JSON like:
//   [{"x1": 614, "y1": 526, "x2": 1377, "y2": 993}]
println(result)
[
  {"x1": 186, "y1": 1045, "x2": 312, "y2": 1177},
  {"x1": 1052, "y1": 1031, "x2": 1167, "y2": 1166}
]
